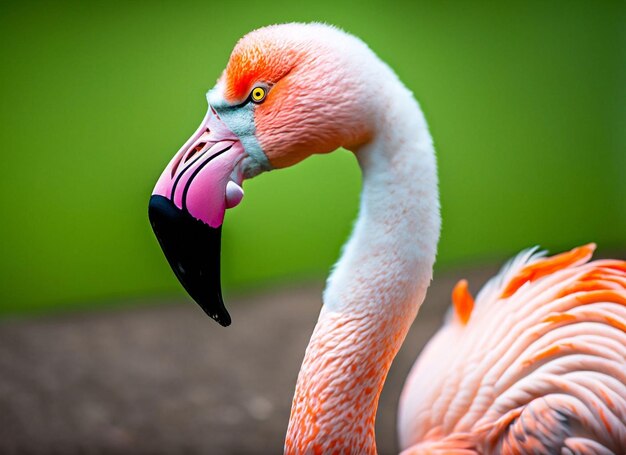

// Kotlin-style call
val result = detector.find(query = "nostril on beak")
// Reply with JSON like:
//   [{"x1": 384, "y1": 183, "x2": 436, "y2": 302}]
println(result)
[
  {"x1": 185, "y1": 127, "x2": 213, "y2": 162},
  {"x1": 170, "y1": 128, "x2": 211, "y2": 178},
  {"x1": 185, "y1": 141, "x2": 207, "y2": 163}
]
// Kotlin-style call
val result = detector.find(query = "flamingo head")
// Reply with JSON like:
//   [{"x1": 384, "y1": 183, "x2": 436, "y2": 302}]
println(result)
[{"x1": 149, "y1": 23, "x2": 376, "y2": 326}]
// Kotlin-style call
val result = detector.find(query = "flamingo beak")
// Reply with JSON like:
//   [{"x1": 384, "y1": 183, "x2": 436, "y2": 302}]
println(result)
[{"x1": 148, "y1": 108, "x2": 246, "y2": 327}]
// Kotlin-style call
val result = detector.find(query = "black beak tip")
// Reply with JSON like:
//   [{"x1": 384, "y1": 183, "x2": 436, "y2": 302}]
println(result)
[
  {"x1": 148, "y1": 195, "x2": 232, "y2": 327},
  {"x1": 194, "y1": 294, "x2": 231, "y2": 327},
  {"x1": 206, "y1": 307, "x2": 231, "y2": 327}
]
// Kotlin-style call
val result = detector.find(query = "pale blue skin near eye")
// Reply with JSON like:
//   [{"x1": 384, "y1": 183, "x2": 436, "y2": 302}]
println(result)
[{"x1": 206, "y1": 87, "x2": 272, "y2": 178}]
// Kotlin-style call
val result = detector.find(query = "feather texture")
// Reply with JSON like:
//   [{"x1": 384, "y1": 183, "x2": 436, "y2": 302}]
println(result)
[{"x1": 399, "y1": 245, "x2": 626, "y2": 454}]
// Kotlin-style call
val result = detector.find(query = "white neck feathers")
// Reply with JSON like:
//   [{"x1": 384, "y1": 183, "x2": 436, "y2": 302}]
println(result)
[{"x1": 325, "y1": 89, "x2": 440, "y2": 316}]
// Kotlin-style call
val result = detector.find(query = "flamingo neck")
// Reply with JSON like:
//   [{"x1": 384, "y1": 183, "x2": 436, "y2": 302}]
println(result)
[{"x1": 285, "y1": 88, "x2": 441, "y2": 453}]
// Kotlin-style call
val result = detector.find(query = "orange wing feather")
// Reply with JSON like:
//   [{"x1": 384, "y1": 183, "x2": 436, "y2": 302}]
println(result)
[
  {"x1": 500, "y1": 243, "x2": 596, "y2": 298},
  {"x1": 452, "y1": 279, "x2": 475, "y2": 325}
]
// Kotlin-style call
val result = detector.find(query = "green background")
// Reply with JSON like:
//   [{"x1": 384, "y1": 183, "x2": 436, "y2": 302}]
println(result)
[{"x1": 0, "y1": 1, "x2": 624, "y2": 315}]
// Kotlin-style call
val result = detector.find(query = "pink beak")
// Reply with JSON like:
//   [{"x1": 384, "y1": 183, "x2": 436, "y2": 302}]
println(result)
[
  {"x1": 148, "y1": 108, "x2": 247, "y2": 326},
  {"x1": 152, "y1": 107, "x2": 246, "y2": 227}
]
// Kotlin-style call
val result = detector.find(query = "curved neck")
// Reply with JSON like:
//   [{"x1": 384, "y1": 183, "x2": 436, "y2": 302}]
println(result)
[{"x1": 285, "y1": 91, "x2": 440, "y2": 453}]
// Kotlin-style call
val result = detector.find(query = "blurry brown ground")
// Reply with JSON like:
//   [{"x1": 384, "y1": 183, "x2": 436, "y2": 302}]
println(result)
[{"x1": 1, "y1": 263, "x2": 525, "y2": 455}]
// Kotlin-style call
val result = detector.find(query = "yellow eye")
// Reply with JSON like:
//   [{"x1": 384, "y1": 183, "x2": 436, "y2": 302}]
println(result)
[{"x1": 251, "y1": 86, "x2": 266, "y2": 103}]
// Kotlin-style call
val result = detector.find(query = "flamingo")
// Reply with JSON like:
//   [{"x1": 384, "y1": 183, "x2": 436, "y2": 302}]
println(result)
[{"x1": 148, "y1": 23, "x2": 626, "y2": 454}]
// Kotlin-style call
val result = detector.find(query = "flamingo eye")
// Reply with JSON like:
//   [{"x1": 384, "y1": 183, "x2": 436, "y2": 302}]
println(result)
[{"x1": 250, "y1": 86, "x2": 266, "y2": 103}]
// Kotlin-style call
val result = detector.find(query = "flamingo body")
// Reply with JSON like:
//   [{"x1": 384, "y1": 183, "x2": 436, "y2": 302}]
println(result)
[{"x1": 399, "y1": 244, "x2": 626, "y2": 454}]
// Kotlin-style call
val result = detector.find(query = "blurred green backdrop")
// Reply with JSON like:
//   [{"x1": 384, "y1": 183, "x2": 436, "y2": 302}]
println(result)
[{"x1": 0, "y1": 0, "x2": 624, "y2": 315}]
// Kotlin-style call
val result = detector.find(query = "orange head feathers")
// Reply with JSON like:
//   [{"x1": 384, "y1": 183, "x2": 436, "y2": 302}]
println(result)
[{"x1": 212, "y1": 24, "x2": 375, "y2": 169}]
